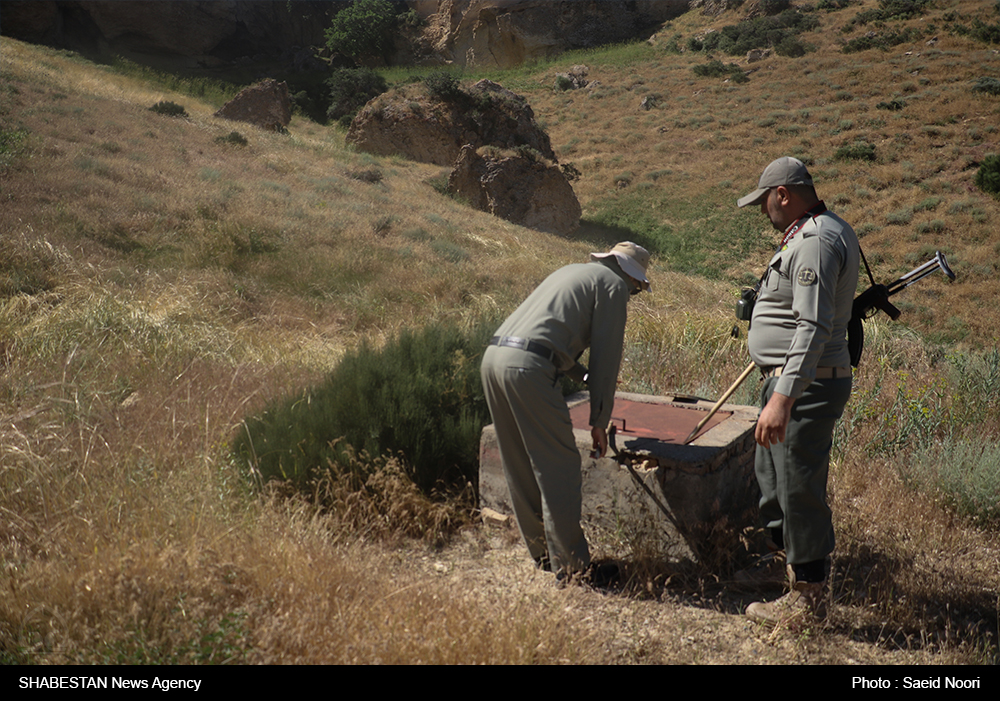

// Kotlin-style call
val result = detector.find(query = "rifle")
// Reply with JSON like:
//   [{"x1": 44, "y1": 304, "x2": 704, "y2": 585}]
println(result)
[{"x1": 849, "y1": 250, "x2": 956, "y2": 365}]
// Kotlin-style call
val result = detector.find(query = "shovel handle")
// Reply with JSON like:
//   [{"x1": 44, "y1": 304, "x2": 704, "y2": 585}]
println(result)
[{"x1": 682, "y1": 360, "x2": 757, "y2": 445}]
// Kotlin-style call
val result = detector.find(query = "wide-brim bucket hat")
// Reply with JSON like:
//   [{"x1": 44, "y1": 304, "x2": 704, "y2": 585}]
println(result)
[{"x1": 590, "y1": 241, "x2": 651, "y2": 291}]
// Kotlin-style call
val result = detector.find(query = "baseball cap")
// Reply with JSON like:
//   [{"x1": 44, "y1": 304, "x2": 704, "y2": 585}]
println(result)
[
  {"x1": 737, "y1": 156, "x2": 814, "y2": 208},
  {"x1": 590, "y1": 241, "x2": 651, "y2": 291}
]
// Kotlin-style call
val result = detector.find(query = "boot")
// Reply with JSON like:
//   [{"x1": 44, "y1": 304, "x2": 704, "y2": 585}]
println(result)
[{"x1": 745, "y1": 565, "x2": 827, "y2": 625}]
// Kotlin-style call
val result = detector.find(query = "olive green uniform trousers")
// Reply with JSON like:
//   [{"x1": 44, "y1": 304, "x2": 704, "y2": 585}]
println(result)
[
  {"x1": 480, "y1": 344, "x2": 590, "y2": 575},
  {"x1": 755, "y1": 374, "x2": 852, "y2": 565}
]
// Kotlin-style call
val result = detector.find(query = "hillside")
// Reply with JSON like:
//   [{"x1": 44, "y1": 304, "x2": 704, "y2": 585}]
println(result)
[{"x1": 2, "y1": 1, "x2": 1000, "y2": 666}]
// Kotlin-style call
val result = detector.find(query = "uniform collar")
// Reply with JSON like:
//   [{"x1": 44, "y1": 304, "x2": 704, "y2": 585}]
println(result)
[{"x1": 780, "y1": 201, "x2": 827, "y2": 248}]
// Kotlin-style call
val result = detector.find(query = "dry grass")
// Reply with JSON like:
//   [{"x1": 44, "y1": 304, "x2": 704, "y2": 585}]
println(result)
[{"x1": 2, "y1": 1, "x2": 1000, "y2": 666}]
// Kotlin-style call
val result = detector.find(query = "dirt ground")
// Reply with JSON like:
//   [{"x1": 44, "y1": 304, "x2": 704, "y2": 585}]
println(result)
[{"x1": 396, "y1": 517, "x2": 974, "y2": 666}]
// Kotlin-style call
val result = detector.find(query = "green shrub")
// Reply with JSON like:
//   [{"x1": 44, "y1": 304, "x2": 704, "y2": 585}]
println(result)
[
  {"x1": 232, "y1": 318, "x2": 497, "y2": 496},
  {"x1": 214, "y1": 131, "x2": 248, "y2": 147},
  {"x1": 554, "y1": 75, "x2": 574, "y2": 91},
  {"x1": 885, "y1": 207, "x2": 913, "y2": 225},
  {"x1": 876, "y1": 98, "x2": 906, "y2": 110},
  {"x1": 975, "y1": 154, "x2": 1000, "y2": 197},
  {"x1": 842, "y1": 27, "x2": 924, "y2": 53},
  {"x1": 423, "y1": 72, "x2": 465, "y2": 101},
  {"x1": 700, "y1": 8, "x2": 819, "y2": 56},
  {"x1": 0, "y1": 125, "x2": 28, "y2": 171},
  {"x1": 904, "y1": 439, "x2": 1000, "y2": 526},
  {"x1": 692, "y1": 59, "x2": 746, "y2": 81},
  {"x1": 956, "y1": 19, "x2": 1000, "y2": 44},
  {"x1": 835, "y1": 141, "x2": 876, "y2": 161},
  {"x1": 327, "y1": 67, "x2": 388, "y2": 122},
  {"x1": 347, "y1": 168, "x2": 383, "y2": 184},
  {"x1": 848, "y1": 0, "x2": 932, "y2": 26},
  {"x1": 148, "y1": 101, "x2": 187, "y2": 117},
  {"x1": 775, "y1": 36, "x2": 807, "y2": 57},
  {"x1": 971, "y1": 77, "x2": 1000, "y2": 96},
  {"x1": 915, "y1": 219, "x2": 946, "y2": 234},
  {"x1": 324, "y1": 0, "x2": 397, "y2": 63}
]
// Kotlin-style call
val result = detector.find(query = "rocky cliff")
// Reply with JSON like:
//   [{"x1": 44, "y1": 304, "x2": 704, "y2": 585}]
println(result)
[{"x1": 0, "y1": 0, "x2": 341, "y2": 64}]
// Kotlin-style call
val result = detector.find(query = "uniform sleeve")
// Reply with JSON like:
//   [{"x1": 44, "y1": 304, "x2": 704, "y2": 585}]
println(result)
[
  {"x1": 587, "y1": 279, "x2": 629, "y2": 427},
  {"x1": 774, "y1": 233, "x2": 844, "y2": 398}
]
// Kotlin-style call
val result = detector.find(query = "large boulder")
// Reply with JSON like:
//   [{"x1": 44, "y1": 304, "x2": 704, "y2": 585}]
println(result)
[
  {"x1": 448, "y1": 145, "x2": 581, "y2": 235},
  {"x1": 347, "y1": 79, "x2": 554, "y2": 167},
  {"x1": 214, "y1": 79, "x2": 292, "y2": 131}
]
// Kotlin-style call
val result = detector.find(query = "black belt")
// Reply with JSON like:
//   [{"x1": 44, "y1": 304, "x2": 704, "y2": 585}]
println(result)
[{"x1": 489, "y1": 336, "x2": 557, "y2": 363}]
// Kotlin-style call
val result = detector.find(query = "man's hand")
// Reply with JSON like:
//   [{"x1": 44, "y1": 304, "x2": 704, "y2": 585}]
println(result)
[
  {"x1": 591, "y1": 426, "x2": 608, "y2": 458},
  {"x1": 755, "y1": 391, "x2": 795, "y2": 448}
]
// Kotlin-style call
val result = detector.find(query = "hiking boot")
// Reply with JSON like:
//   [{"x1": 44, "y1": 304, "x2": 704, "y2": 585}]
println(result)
[
  {"x1": 745, "y1": 565, "x2": 827, "y2": 626},
  {"x1": 733, "y1": 550, "x2": 787, "y2": 590}
]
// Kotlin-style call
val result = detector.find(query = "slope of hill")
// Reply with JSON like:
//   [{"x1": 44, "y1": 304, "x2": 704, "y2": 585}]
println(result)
[{"x1": 1, "y1": 0, "x2": 999, "y2": 666}]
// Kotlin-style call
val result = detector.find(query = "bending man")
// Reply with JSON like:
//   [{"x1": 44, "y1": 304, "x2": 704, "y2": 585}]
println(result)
[{"x1": 480, "y1": 242, "x2": 650, "y2": 584}]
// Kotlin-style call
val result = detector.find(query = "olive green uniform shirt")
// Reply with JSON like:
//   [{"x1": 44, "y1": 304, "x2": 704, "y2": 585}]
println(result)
[
  {"x1": 493, "y1": 260, "x2": 630, "y2": 427},
  {"x1": 748, "y1": 210, "x2": 860, "y2": 398}
]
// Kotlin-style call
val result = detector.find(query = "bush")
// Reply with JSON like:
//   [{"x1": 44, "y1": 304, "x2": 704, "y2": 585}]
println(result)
[
  {"x1": 842, "y1": 27, "x2": 924, "y2": 53},
  {"x1": 214, "y1": 131, "x2": 247, "y2": 147},
  {"x1": 848, "y1": 0, "x2": 932, "y2": 26},
  {"x1": 324, "y1": 0, "x2": 397, "y2": 63},
  {"x1": 971, "y1": 77, "x2": 1000, "y2": 97},
  {"x1": 876, "y1": 98, "x2": 906, "y2": 110},
  {"x1": 968, "y1": 19, "x2": 1000, "y2": 44},
  {"x1": 0, "y1": 125, "x2": 28, "y2": 172},
  {"x1": 951, "y1": 19, "x2": 1000, "y2": 45},
  {"x1": 775, "y1": 36, "x2": 807, "y2": 57},
  {"x1": 423, "y1": 72, "x2": 465, "y2": 101},
  {"x1": 148, "y1": 101, "x2": 187, "y2": 117},
  {"x1": 904, "y1": 439, "x2": 1000, "y2": 526},
  {"x1": 835, "y1": 141, "x2": 876, "y2": 161},
  {"x1": 232, "y1": 318, "x2": 497, "y2": 496},
  {"x1": 327, "y1": 67, "x2": 388, "y2": 122},
  {"x1": 347, "y1": 168, "x2": 383, "y2": 184},
  {"x1": 700, "y1": 9, "x2": 819, "y2": 56},
  {"x1": 975, "y1": 154, "x2": 1000, "y2": 197},
  {"x1": 692, "y1": 59, "x2": 747, "y2": 82}
]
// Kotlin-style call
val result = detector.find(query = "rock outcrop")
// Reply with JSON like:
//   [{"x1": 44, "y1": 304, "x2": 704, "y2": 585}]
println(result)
[
  {"x1": 347, "y1": 79, "x2": 554, "y2": 167},
  {"x1": 448, "y1": 145, "x2": 581, "y2": 235},
  {"x1": 214, "y1": 79, "x2": 292, "y2": 131},
  {"x1": 411, "y1": 0, "x2": 689, "y2": 68}
]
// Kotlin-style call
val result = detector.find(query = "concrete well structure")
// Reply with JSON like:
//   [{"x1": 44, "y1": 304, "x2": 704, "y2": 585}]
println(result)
[{"x1": 479, "y1": 391, "x2": 760, "y2": 562}]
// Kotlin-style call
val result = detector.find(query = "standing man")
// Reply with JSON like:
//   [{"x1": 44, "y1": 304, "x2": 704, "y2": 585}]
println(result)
[
  {"x1": 480, "y1": 242, "x2": 651, "y2": 584},
  {"x1": 737, "y1": 157, "x2": 859, "y2": 623}
]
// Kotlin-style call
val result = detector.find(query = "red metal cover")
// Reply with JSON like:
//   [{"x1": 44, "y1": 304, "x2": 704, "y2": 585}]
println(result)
[{"x1": 569, "y1": 398, "x2": 732, "y2": 444}]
